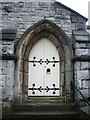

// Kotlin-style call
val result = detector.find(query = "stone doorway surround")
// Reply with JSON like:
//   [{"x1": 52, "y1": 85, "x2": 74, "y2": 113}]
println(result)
[{"x1": 15, "y1": 19, "x2": 73, "y2": 103}]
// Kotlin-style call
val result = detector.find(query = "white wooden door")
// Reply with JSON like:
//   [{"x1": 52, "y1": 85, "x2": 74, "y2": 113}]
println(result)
[{"x1": 28, "y1": 38, "x2": 60, "y2": 96}]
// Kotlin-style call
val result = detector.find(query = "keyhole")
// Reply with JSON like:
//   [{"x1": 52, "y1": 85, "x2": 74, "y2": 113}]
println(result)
[{"x1": 46, "y1": 68, "x2": 51, "y2": 74}]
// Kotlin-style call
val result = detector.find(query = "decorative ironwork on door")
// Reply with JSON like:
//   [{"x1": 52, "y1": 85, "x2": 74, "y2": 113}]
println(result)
[
  {"x1": 29, "y1": 57, "x2": 59, "y2": 67},
  {"x1": 28, "y1": 38, "x2": 60, "y2": 96},
  {"x1": 28, "y1": 84, "x2": 59, "y2": 95}
]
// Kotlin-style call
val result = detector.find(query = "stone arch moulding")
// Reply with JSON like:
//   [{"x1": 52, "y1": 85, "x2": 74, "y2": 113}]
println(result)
[{"x1": 15, "y1": 19, "x2": 73, "y2": 103}]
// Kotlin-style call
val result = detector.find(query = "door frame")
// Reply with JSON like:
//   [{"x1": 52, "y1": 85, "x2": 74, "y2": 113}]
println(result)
[{"x1": 15, "y1": 19, "x2": 73, "y2": 103}]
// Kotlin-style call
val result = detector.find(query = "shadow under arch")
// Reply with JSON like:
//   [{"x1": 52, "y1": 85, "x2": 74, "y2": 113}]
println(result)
[{"x1": 15, "y1": 19, "x2": 73, "y2": 102}]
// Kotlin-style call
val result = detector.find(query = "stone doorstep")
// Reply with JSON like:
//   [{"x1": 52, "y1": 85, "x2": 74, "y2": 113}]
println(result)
[
  {"x1": 9, "y1": 102, "x2": 80, "y2": 119},
  {"x1": 13, "y1": 103, "x2": 77, "y2": 112},
  {"x1": 11, "y1": 111, "x2": 79, "y2": 119}
]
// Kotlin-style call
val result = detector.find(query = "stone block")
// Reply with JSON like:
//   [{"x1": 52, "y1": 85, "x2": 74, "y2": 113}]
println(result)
[
  {"x1": 75, "y1": 22, "x2": 86, "y2": 30},
  {"x1": 75, "y1": 49, "x2": 88, "y2": 56},
  {"x1": 61, "y1": 26, "x2": 69, "y2": 32},
  {"x1": 0, "y1": 43, "x2": 14, "y2": 55},
  {"x1": 79, "y1": 89, "x2": 90, "y2": 99},
  {"x1": 47, "y1": 17, "x2": 54, "y2": 22},
  {"x1": 6, "y1": 61, "x2": 14, "y2": 67},
  {"x1": 81, "y1": 62, "x2": 90, "y2": 70},
  {"x1": 74, "y1": 62, "x2": 81, "y2": 70},
  {"x1": 0, "y1": 75, "x2": 6, "y2": 87},
  {"x1": 76, "y1": 43, "x2": 86, "y2": 49},
  {"x1": 76, "y1": 42, "x2": 90, "y2": 49},
  {"x1": 0, "y1": 60, "x2": 6, "y2": 67},
  {"x1": 81, "y1": 79, "x2": 90, "y2": 89},
  {"x1": 75, "y1": 35, "x2": 89, "y2": 41},
  {"x1": 2, "y1": 41, "x2": 13, "y2": 46},
  {"x1": 2, "y1": 87, "x2": 13, "y2": 101},
  {"x1": 38, "y1": 2, "x2": 48, "y2": 8},
  {"x1": 6, "y1": 75, "x2": 14, "y2": 87},
  {"x1": 2, "y1": 102, "x2": 13, "y2": 119},
  {"x1": 76, "y1": 70, "x2": 89, "y2": 81},
  {"x1": 0, "y1": 60, "x2": 14, "y2": 67},
  {"x1": 1, "y1": 66, "x2": 14, "y2": 75},
  {"x1": 49, "y1": 10, "x2": 55, "y2": 17},
  {"x1": 71, "y1": 15, "x2": 85, "y2": 23}
]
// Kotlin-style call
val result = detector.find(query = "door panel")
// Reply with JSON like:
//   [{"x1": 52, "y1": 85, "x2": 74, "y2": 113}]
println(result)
[
  {"x1": 28, "y1": 40, "x2": 45, "y2": 96},
  {"x1": 44, "y1": 39, "x2": 59, "y2": 96},
  {"x1": 28, "y1": 38, "x2": 60, "y2": 96}
]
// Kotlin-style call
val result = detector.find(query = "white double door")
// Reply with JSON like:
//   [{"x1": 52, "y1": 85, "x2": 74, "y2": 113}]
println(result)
[{"x1": 28, "y1": 38, "x2": 60, "y2": 96}]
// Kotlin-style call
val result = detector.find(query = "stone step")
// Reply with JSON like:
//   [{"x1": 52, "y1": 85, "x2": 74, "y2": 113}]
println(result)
[
  {"x1": 10, "y1": 111, "x2": 80, "y2": 119},
  {"x1": 10, "y1": 103, "x2": 80, "y2": 120},
  {"x1": 13, "y1": 103, "x2": 77, "y2": 112}
]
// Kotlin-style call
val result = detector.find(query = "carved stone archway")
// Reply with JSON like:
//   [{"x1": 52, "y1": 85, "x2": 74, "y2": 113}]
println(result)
[{"x1": 15, "y1": 19, "x2": 73, "y2": 102}]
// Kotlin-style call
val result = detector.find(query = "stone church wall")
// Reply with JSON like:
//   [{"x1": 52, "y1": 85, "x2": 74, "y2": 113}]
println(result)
[
  {"x1": 0, "y1": 1, "x2": 90, "y2": 116},
  {"x1": 73, "y1": 31, "x2": 90, "y2": 100},
  {"x1": 0, "y1": 1, "x2": 86, "y2": 42}
]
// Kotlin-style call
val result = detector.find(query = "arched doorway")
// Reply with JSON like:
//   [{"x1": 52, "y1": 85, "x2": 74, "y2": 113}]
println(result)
[
  {"x1": 15, "y1": 19, "x2": 73, "y2": 102},
  {"x1": 28, "y1": 38, "x2": 60, "y2": 96}
]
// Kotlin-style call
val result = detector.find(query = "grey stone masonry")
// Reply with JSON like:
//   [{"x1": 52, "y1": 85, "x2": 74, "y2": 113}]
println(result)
[
  {"x1": 73, "y1": 30, "x2": 90, "y2": 99},
  {"x1": 0, "y1": 60, "x2": 14, "y2": 101},
  {"x1": 0, "y1": 41, "x2": 14, "y2": 55},
  {"x1": 0, "y1": 1, "x2": 87, "y2": 44},
  {"x1": 0, "y1": 0, "x2": 89, "y2": 102},
  {"x1": 0, "y1": 1, "x2": 90, "y2": 119},
  {"x1": 0, "y1": 29, "x2": 16, "y2": 102}
]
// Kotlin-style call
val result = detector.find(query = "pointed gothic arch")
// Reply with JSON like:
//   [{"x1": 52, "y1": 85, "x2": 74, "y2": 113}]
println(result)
[{"x1": 15, "y1": 19, "x2": 73, "y2": 102}]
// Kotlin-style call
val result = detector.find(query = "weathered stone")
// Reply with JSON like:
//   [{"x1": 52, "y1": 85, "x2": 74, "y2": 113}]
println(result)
[
  {"x1": 76, "y1": 70, "x2": 89, "y2": 81},
  {"x1": 0, "y1": 60, "x2": 15, "y2": 67},
  {"x1": 75, "y1": 35, "x2": 89, "y2": 41},
  {"x1": 6, "y1": 61, "x2": 14, "y2": 67},
  {"x1": 6, "y1": 75, "x2": 14, "y2": 87},
  {"x1": 1, "y1": 66, "x2": 14, "y2": 75},
  {"x1": 76, "y1": 43, "x2": 85, "y2": 48},
  {"x1": 76, "y1": 42, "x2": 90, "y2": 49},
  {"x1": 2, "y1": 87, "x2": 13, "y2": 101},
  {"x1": 0, "y1": 43, "x2": 14, "y2": 55},
  {"x1": 0, "y1": 1, "x2": 87, "y2": 42},
  {"x1": 75, "y1": 22, "x2": 86, "y2": 30},
  {"x1": 2, "y1": 102, "x2": 13, "y2": 119},
  {"x1": 81, "y1": 79, "x2": 90, "y2": 89},
  {"x1": 0, "y1": 75, "x2": 6, "y2": 87},
  {"x1": 0, "y1": 1, "x2": 89, "y2": 111},
  {"x1": 0, "y1": 60, "x2": 7, "y2": 67},
  {"x1": 75, "y1": 49, "x2": 88, "y2": 56},
  {"x1": 71, "y1": 15, "x2": 86, "y2": 23},
  {"x1": 74, "y1": 62, "x2": 81, "y2": 70},
  {"x1": 81, "y1": 62, "x2": 90, "y2": 70}
]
